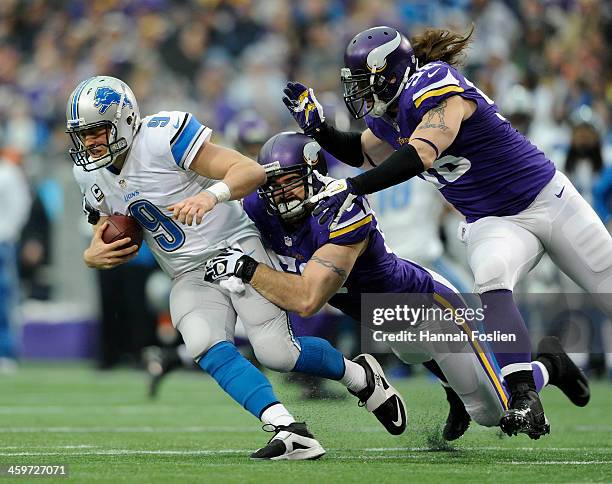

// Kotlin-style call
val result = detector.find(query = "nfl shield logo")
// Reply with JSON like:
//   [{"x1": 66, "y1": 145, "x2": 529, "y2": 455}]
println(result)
[{"x1": 284, "y1": 236, "x2": 292, "y2": 247}]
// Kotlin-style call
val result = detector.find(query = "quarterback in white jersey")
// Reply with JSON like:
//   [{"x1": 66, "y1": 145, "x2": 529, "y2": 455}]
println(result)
[
  {"x1": 73, "y1": 109, "x2": 259, "y2": 278},
  {"x1": 67, "y1": 76, "x2": 408, "y2": 460},
  {"x1": 67, "y1": 75, "x2": 328, "y2": 460}
]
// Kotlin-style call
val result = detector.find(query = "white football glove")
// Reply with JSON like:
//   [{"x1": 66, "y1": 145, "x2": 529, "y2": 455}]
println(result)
[
  {"x1": 309, "y1": 178, "x2": 359, "y2": 229},
  {"x1": 204, "y1": 247, "x2": 246, "y2": 282}
]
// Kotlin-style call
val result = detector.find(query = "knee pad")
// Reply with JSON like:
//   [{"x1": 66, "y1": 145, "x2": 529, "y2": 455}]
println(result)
[
  {"x1": 472, "y1": 254, "x2": 512, "y2": 294},
  {"x1": 176, "y1": 314, "x2": 222, "y2": 360},
  {"x1": 251, "y1": 334, "x2": 300, "y2": 372}
]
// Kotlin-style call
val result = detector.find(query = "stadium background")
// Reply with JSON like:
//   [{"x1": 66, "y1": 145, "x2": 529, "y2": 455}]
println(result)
[{"x1": 0, "y1": 0, "x2": 611, "y2": 481}]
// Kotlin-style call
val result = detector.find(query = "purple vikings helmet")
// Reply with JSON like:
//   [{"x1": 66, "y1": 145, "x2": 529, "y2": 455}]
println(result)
[
  {"x1": 342, "y1": 26, "x2": 417, "y2": 119},
  {"x1": 224, "y1": 110, "x2": 270, "y2": 158},
  {"x1": 257, "y1": 132, "x2": 328, "y2": 221}
]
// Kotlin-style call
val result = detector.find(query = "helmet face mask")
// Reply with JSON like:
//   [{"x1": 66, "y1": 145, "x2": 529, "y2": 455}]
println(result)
[
  {"x1": 259, "y1": 165, "x2": 314, "y2": 221},
  {"x1": 66, "y1": 76, "x2": 140, "y2": 171},
  {"x1": 341, "y1": 68, "x2": 392, "y2": 118},
  {"x1": 342, "y1": 26, "x2": 417, "y2": 119},
  {"x1": 257, "y1": 132, "x2": 328, "y2": 222},
  {"x1": 67, "y1": 121, "x2": 127, "y2": 171}
]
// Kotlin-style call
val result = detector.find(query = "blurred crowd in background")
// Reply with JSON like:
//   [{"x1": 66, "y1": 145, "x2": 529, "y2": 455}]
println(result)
[{"x1": 0, "y1": 0, "x2": 611, "y2": 380}]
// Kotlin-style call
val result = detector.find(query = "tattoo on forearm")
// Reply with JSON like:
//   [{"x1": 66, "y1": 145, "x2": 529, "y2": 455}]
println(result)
[
  {"x1": 416, "y1": 100, "x2": 449, "y2": 131},
  {"x1": 311, "y1": 256, "x2": 347, "y2": 279}
]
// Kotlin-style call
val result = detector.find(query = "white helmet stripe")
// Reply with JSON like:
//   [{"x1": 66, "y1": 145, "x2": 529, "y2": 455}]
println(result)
[{"x1": 366, "y1": 31, "x2": 401, "y2": 71}]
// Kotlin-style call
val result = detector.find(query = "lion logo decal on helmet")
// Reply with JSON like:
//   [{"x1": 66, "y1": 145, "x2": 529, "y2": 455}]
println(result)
[{"x1": 93, "y1": 86, "x2": 133, "y2": 115}]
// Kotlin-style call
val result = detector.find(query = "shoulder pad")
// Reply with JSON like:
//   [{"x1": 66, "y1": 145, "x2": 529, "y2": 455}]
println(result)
[
  {"x1": 404, "y1": 62, "x2": 466, "y2": 114},
  {"x1": 141, "y1": 111, "x2": 211, "y2": 169},
  {"x1": 326, "y1": 195, "x2": 373, "y2": 246}
]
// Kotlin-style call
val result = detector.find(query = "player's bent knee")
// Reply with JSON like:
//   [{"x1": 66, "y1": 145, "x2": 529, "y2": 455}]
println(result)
[
  {"x1": 175, "y1": 314, "x2": 224, "y2": 360},
  {"x1": 468, "y1": 405, "x2": 502, "y2": 427},
  {"x1": 472, "y1": 255, "x2": 513, "y2": 293},
  {"x1": 251, "y1": 338, "x2": 299, "y2": 373}
]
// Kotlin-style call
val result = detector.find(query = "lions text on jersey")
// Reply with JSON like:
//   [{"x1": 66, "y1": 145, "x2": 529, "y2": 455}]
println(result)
[{"x1": 74, "y1": 111, "x2": 259, "y2": 278}]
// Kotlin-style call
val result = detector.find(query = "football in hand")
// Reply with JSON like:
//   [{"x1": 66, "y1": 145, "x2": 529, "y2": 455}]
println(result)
[{"x1": 102, "y1": 215, "x2": 143, "y2": 248}]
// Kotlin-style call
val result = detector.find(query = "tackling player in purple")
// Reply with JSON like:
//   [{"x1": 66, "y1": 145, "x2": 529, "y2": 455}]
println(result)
[
  {"x1": 282, "y1": 26, "x2": 605, "y2": 439},
  {"x1": 205, "y1": 132, "x2": 589, "y2": 441}
]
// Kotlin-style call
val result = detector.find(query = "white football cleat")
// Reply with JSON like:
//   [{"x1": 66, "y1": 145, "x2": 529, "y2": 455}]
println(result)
[
  {"x1": 349, "y1": 354, "x2": 407, "y2": 435},
  {"x1": 250, "y1": 422, "x2": 325, "y2": 460}
]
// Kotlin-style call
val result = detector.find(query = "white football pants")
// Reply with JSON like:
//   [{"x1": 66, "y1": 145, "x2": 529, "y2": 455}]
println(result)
[
  {"x1": 169, "y1": 235, "x2": 301, "y2": 370},
  {"x1": 460, "y1": 170, "x2": 612, "y2": 315}
]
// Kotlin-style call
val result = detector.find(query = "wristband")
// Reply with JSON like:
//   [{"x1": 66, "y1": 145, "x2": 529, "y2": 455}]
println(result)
[
  {"x1": 235, "y1": 255, "x2": 259, "y2": 283},
  {"x1": 205, "y1": 181, "x2": 231, "y2": 203}
]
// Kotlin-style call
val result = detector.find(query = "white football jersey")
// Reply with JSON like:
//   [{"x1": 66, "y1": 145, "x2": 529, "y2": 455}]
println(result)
[
  {"x1": 369, "y1": 177, "x2": 444, "y2": 263},
  {"x1": 74, "y1": 110, "x2": 259, "y2": 278}
]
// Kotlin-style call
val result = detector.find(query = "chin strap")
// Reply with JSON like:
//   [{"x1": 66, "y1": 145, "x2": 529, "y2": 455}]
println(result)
[{"x1": 369, "y1": 61, "x2": 416, "y2": 118}]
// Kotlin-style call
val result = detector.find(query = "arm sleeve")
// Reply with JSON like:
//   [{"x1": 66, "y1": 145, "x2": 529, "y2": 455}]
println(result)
[
  {"x1": 311, "y1": 123, "x2": 365, "y2": 168},
  {"x1": 349, "y1": 143, "x2": 425, "y2": 196}
]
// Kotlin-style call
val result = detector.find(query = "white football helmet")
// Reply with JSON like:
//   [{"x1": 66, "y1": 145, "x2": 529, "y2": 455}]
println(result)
[{"x1": 66, "y1": 76, "x2": 140, "y2": 171}]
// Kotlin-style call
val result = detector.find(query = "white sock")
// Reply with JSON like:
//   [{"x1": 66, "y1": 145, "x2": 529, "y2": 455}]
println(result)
[
  {"x1": 340, "y1": 358, "x2": 368, "y2": 392},
  {"x1": 260, "y1": 403, "x2": 295, "y2": 427}
]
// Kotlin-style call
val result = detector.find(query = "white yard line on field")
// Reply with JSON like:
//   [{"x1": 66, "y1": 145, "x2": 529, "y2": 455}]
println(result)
[
  {"x1": 0, "y1": 447, "x2": 611, "y2": 460},
  {"x1": 0, "y1": 426, "x2": 257, "y2": 433},
  {"x1": 0, "y1": 406, "x2": 199, "y2": 414}
]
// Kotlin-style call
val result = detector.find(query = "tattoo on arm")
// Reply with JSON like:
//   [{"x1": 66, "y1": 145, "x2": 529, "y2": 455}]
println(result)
[
  {"x1": 311, "y1": 256, "x2": 348, "y2": 280},
  {"x1": 416, "y1": 100, "x2": 449, "y2": 132}
]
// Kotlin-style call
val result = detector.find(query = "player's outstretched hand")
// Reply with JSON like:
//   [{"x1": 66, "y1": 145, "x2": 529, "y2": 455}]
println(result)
[
  {"x1": 282, "y1": 81, "x2": 325, "y2": 135},
  {"x1": 309, "y1": 178, "x2": 359, "y2": 229},
  {"x1": 204, "y1": 247, "x2": 246, "y2": 282},
  {"x1": 84, "y1": 221, "x2": 139, "y2": 269},
  {"x1": 169, "y1": 191, "x2": 217, "y2": 226}
]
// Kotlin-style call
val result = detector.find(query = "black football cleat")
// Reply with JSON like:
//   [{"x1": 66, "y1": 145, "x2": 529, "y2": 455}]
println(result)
[
  {"x1": 537, "y1": 336, "x2": 590, "y2": 407},
  {"x1": 143, "y1": 346, "x2": 182, "y2": 399},
  {"x1": 499, "y1": 384, "x2": 550, "y2": 440},
  {"x1": 442, "y1": 385, "x2": 471, "y2": 441},
  {"x1": 349, "y1": 354, "x2": 407, "y2": 435},
  {"x1": 250, "y1": 422, "x2": 325, "y2": 460}
]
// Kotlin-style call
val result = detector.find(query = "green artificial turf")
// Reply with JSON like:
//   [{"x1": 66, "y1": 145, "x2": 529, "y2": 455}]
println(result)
[{"x1": 0, "y1": 364, "x2": 610, "y2": 483}]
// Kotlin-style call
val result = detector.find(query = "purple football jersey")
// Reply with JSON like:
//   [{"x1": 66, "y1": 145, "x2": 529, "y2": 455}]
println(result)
[
  {"x1": 243, "y1": 193, "x2": 434, "y2": 321},
  {"x1": 365, "y1": 61, "x2": 555, "y2": 222}
]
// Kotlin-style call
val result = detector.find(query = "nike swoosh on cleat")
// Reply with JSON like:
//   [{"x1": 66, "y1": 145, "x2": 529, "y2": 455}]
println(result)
[
  {"x1": 173, "y1": 118, "x2": 180, "y2": 129},
  {"x1": 391, "y1": 398, "x2": 403, "y2": 427},
  {"x1": 555, "y1": 186, "x2": 565, "y2": 198},
  {"x1": 576, "y1": 380, "x2": 589, "y2": 399}
]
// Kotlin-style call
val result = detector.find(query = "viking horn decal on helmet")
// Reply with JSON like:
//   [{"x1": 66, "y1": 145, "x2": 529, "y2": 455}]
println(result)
[
  {"x1": 342, "y1": 27, "x2": 416, "y2": 119},
  {"x1": 303, "y1": 141, "x2": 321, "y2": 165},
  {"x1": 366, "y1": 31, "x2": 402, "y2": 71}
]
